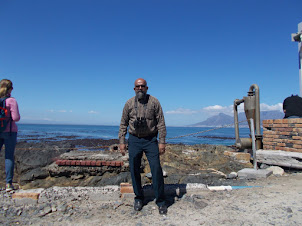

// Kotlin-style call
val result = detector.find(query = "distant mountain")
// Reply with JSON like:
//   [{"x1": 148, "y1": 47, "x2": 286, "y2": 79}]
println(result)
[
  {"x1": 191, "y1": 113, "x2": 233, "y2": 127},
  {"x1": 189, "y1": 110, "x2": 284, "y2": 127}
]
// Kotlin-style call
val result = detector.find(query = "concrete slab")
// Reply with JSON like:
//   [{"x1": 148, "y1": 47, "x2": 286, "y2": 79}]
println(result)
[{"x1": 237, "y1": 168, "x2": 273, "y2": 179}]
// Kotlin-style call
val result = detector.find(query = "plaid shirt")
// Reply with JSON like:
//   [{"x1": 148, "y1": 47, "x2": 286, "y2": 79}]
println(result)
[{"x1": 119, "y1": 94, "x2": 166, "y2": 144}]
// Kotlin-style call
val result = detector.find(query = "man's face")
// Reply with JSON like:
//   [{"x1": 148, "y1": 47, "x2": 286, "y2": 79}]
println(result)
[{"x1": 134, "y1": 79, "x2": 148, "y2": 100}]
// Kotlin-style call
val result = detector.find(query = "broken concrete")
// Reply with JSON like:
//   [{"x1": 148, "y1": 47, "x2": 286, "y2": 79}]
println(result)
[{"x1": 237, "y1": 168, "x2": 273, "y2": 179}]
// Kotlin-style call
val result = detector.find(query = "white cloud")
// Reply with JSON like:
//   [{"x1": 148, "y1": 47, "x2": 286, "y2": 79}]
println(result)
[
  {"x1": 260, "y1": 103, "x2": 283, "y2": 112},
  {"x1": 165, "y1": 108, "x2": 197, "y2": 115},
  {"x1": 47, "y1": 109, "x2": 72, "y2": 113},
  {"x1": 166, "y1": 103, "x2": 282, "y2": 117},
  {"x1": 203, "y1": 105, "x2": 225, "y2": 111},
  {"x1": 42, "y1": 118, "x2": 53, "y2": 121},
  {"x1": 203, "y1": 105, "x2": 234, "y2": 115},
  {"x1": 88, "y1": 110, "x2": 98, "y2": 114}
]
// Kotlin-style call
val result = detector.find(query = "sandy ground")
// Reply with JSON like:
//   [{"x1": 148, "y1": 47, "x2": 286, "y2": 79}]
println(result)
[{"x1": 2, "y1": 172, "x2": 302, "y2": 226}]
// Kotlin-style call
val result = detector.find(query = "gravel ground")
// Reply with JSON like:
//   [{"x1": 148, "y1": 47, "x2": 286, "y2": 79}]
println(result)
[{"x1": 1, "y1": 172, "x2": 302, "y2": 226}]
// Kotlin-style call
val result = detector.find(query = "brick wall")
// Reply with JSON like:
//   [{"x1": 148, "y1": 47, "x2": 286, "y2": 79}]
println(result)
[{"x1": 262, "y1": 118, "x2": 302, "y2": 153}]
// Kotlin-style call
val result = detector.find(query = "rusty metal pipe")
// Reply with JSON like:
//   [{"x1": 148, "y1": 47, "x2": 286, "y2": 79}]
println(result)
[
  {"x1": 248, "y1": 84, "x2": 262, "y2": 149},
  {"x1": 234, "y1": 99, "x2": 243, "y2": 146}
]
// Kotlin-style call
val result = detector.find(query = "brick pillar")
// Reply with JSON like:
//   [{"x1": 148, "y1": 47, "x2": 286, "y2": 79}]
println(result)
[{"x1": 262, "y1": 118, "x2": 302, "y2": 152}]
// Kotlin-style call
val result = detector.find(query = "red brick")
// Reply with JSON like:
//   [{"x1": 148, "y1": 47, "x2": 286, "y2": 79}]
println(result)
[
  {"x1": 96, "y1": 161, "x2": 102, "y2": 166},
  {"x1": 291, "y1": 140, "x2": 302, "y2": 145},
  {"x1": 101, "y1": 160, "x2": 107, "y2": 166},
  {"x1": 273, "y1": 119, "x2": 286, "y2": 124},
  {"x1": 76, "y1": 160, "x2": 81, "y2": 166},
  {"x1": 115, "y1": 161, "x2": 121, "y2": 167},
  {"x1": 277, "y1": 128, "x2": 293, "y2": 132},
  {"x1": 275, "y1": 146, "x2": 286, "y2": 151},
  {"x1": 263, "y1": 119, "x2": 274, "y2": 124},
  {"x1": 279, "y1": 131, "x2": 291, "y2": 136},
  {"x1": 71, "y1": 160, "x2": 76, "y2": 166},
  {"x1": 263, "y1": 137, "x2": 273, "y2": 142},
  {"x1": 120, "y1": 183, "x2": 133, "y2": 193},
  {"x1": 65, "y1": 160, "x2": 71, "y2": 166},
  {"x1": 288, "y1": 118, "x2": 302, "y2": 123},
  {"x1": 263, "y1": 141, "x2": 275, "y2": 145},
  {"x1": 105, "y1": 161, "x2": 111, "y2": 166},
  {"x1": 276, "y1": 143, "x2": 286, "y2": 147},
  {"x1": 283, "y1": 147, "x2": 300, "y2": 152},
  {"x1": 263, "y1": 145, "x2": 274, "y2": 150},
  {"x1": 293, "y1": 144, "x2": 302, "y2": 149},
  {"x1": 91, "y1": 160, "x2": 96, "y2": 166},
  {"x1": 293, "y1": 128, "x2": 302, "y2": 132},
  {"x1": 12, "y1": 193, "x2": 40, "y2": 200}
]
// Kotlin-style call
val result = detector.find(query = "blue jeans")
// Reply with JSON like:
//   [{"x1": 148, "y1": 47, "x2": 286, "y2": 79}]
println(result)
[
  {"x1": 128, "y1": 134, "x2": 165, "y2": 206},
  {"x1": 0, "y1": 132, "x2": 17, "y2": 184}
]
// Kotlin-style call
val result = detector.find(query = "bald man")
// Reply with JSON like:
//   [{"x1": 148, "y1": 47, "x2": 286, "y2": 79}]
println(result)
[{"x1": 118, "y1": 78, "x2": 167, "y2": 215}]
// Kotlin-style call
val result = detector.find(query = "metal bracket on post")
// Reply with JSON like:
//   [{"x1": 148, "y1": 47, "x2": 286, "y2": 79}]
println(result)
[{"x1": 250, "y1": 118, "x2": 257, "y2": 170}]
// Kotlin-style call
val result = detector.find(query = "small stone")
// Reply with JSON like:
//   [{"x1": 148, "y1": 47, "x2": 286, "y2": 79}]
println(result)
[
  {"x1": 51, "y1": 206, "x2": 57, "y2": 212},
  {"x1": 287, "y1": 207, "x2": 293, "y2": 213},
  {"x1": 227, "y1": 172, "x2": 238, "y2": 179},
  {"x1": 267, "y1": 166, "x2": 284, "y2": 176},
  {"x1": 17, "y1": 210, "x2": 22, "y2": 216},
  {"x1": 39, "y1": 206, "x2": 52, "y2": 217},
  {"x1": 120, "y1": 210, "x2": 126, "y2": 215},
  {"x1": 57, "y1": 204, "x2": 68, "y2": 213}
]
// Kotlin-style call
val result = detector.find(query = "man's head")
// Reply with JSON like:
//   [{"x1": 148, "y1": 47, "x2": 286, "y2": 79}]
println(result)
[{"x1": 134, "y1": 78, "x2": 148, "y2": 100}]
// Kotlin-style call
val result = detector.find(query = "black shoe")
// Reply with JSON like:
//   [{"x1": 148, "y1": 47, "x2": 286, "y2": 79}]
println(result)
[
  {"x1": 158, "y1": 205, "x2": 167, "y2": 215},
  {"x1": 134, "y1": 200, "x2": 143, "y2": 211}
]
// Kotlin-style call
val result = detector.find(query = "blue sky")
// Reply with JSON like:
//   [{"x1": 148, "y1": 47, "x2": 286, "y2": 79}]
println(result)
[{"x1": 0, "y1": 0, "x2": 301, "y2": 126}]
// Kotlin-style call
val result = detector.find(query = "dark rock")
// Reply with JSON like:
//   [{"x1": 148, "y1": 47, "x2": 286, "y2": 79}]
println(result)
[
  {"x1": 179, "y1": 171, "x2": 225, "y2": 184},
  {"x1": 20, "y1": 167, "x2": 49, "y2": 183},
  {"x1": 97, "y1": 172, "x2": 131, "y2": 186},
  {"x1": 193, "y1": 200, "x2": 208, "y2": 209},
  {"x1": 15, "y1": 143, "x2": 71, "y2": 173},
  {"x1": 164, "y1": 174, "x2": 184, "y2": 184}
]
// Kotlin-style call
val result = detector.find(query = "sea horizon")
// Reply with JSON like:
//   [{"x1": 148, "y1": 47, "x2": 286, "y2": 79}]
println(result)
[{"x1": 16, "y1": 123, "x2": 252, "y2": 146}]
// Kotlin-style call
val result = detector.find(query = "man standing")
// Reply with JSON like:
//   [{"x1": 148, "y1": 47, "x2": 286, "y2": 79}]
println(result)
[{"x1": 119, "y1": 78, "x2": 167, "y2": 215}]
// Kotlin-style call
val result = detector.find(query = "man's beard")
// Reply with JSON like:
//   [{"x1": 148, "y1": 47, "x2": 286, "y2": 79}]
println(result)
[{"x1": 136, "y1": 91, "x2": 146, "y2": 100}]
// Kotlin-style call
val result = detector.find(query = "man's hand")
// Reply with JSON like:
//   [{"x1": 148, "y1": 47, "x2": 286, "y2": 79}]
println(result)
[
  {"x1": 159, "y1": 143, "x2": 166, "y2": 155},
  {"x1": 120, "y1": 144, "x2": 126, "y2": 156}
]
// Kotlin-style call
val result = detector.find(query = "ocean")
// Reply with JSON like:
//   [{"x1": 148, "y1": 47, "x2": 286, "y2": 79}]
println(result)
[{"x1": 17, "y1": 124, "x2": 252, "y2": 146}]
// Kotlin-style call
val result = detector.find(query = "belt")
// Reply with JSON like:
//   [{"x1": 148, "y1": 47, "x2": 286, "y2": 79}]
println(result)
[{"x1": 130, "y1": 133, "x2": 157, "y2": 138}]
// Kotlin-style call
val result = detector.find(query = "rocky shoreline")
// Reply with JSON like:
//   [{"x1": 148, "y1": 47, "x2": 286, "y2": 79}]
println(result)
[
  {"x1": 1, "y1": 138, "x2": 302, "y2": 225},
  {"x1": 0, "y1": 138, "x2": 252, "y2": 189}
]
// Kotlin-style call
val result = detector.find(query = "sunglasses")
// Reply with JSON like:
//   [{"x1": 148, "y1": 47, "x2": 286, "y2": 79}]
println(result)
[{"x1": 135, "y1": 85, "x2": 146, "y2": 88}]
